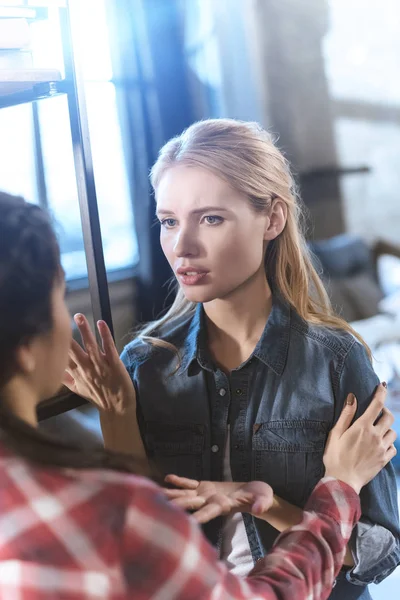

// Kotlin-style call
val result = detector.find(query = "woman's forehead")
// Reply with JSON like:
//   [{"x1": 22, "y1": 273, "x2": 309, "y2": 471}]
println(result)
[{"x1": 156, "y1": 166, "x2": 242, "y2": 212}]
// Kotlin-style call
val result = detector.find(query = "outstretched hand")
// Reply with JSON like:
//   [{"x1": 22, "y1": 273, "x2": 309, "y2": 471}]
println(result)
[
  {"x1": 63, "y1": 313, "x2": 136, "y2": 414},
  {"x1": 164, "y1": 474, "x2": 274, "y2": 524}
]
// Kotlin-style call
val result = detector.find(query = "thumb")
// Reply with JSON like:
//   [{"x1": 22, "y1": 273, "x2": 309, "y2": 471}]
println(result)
[
  {"x1": 332, "y1": 394, "x2": 357, "y2": 437},
  {"x1": 251, "y1": 495, "x2": 274, "y2": 517}
]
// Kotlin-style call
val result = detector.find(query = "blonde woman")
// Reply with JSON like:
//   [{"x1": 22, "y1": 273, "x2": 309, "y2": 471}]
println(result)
[{"x1": 67, "y1": 119, "x2": 400, "y2": 600}]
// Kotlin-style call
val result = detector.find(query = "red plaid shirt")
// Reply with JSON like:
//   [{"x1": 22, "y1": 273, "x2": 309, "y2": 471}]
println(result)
[{"x1": 0, "y1": 441, "x2": 360, "y2": 599}]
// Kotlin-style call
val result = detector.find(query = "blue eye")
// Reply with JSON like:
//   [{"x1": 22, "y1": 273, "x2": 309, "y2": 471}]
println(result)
[
  {"x1": 160, "y1": 218, "x2": 177, "y2": 229},
  {"x1": 204, "y1": 215, "x2": 223, "y2": 225}
]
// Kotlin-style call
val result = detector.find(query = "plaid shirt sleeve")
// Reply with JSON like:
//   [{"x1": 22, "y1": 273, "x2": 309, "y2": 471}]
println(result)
[{"x1": 122, "y1": 476, "x2": 361, "y2": 600}]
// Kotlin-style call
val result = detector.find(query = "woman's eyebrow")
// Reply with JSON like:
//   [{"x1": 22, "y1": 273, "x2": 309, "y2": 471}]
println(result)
[{"x1": 157, "y1": 206, "x2": 230, "y2": 216}]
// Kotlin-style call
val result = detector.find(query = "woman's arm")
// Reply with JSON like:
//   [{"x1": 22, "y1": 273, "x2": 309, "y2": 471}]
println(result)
[
  {"x1": 100, "y1": 403, "x2": 146, "y2": 458},
  {"x1": 122, "y1": 477, "x2": 361, "y2": 600},
  {"x1": 261, "y1": 493, "x2": 302, "y2": 530},
  {"x1": 262, "y1": 493, "x2": 355, "y2": 566},
  {"x1": 251, "y1": 383, "x2": 396, "y2": 569},
  {"x1": 335, "y1": 343, "x2": 400, "y2": 584}
]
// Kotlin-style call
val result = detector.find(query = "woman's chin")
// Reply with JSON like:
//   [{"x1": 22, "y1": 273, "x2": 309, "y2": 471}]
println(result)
[{"x1": 181, "y1": 286, "x2": 218, "y2": 304}]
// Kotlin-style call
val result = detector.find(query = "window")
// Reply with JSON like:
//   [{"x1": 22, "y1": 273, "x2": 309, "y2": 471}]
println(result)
[
  {"x1": 323, "y1": 0, "x2": 400, "y2": 245},
  {"x1": 323, "y1": 0, "x2": 400, "y2": 105},
  {"x1": 181, "y1": 0, "x2": 224, "y2": 118},
  {"x1": 180, "y1": 0, "x2": 262, "y2": 122},
  {"x1": 0, "y1": 103, "x2": 37, "y2": 202},
  {"x1": 0, "y1": 0, "x2": 139, "y2": 280}
]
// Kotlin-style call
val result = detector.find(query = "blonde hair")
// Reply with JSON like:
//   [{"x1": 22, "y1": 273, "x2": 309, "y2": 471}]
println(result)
[{"x1": 138, "y1": 119, "x2": 370, "y2": 359}]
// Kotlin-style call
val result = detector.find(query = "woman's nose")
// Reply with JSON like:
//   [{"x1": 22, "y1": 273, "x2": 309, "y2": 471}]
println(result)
[{"x1": 173, "y1": 228, "x2": 198, "y2": 257}]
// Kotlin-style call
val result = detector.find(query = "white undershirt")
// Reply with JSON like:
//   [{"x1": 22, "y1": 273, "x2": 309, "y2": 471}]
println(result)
[{"x1": 220, "y1": 426, "x2": 254, "y2": 576}]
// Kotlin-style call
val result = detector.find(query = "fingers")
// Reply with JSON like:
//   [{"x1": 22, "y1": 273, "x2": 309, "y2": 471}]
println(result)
[
  {"x1": 164, "y1": 474, "x2": 199, "y2": 490},
  {"x1": 97, "y1": 320, "x2": 119, "y2": 362},
  {"x1": 171, "y1": 496, "x2": 206, "y2": 511},
  {"x1": 386, "y1": 444, "x2": 398, "y2": 462},
  {"x1": 194, "y1": 504, "x2": 223, "y2": 524},
  {"x1": 74, "y1": 314, "x2": 100, "y2": 360},
  {"x1": 62, "y1": 371, "x2": 75, "y2": 389},
  {"x1": 193, "y1": 494, "x2": 232, "y2": 524},
  {"x1": 69, "y1": 338, "x2": 89, "y2": 365},
  {"x1": 374, "y1": 408, "x2": 395, "y2": 434},
  {"x1": 233, "y1": 481, "x2": 274, "y2": 516},
  {"x1": 332, "y1": 394, "x2": 357, "y2": 436},
  {"x1": 163, "y1": 488, "x2": 196, "y2": 500},
  {"x1": 383, "y1": 429, "x2": 397, "y2": 449},
  {"x1": 67, "y1": 355, "x2": 78, "y2": 371},
  {"x1": 362, "y1": 384, "x2": 387, "y2": 423},
  {"x1": 250, "y1": 494, "x2": 274, "y2": 516}
]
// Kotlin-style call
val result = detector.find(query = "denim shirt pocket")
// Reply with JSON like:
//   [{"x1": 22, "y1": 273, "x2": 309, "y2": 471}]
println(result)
[
  {"x1": 145, "y1": 421, "x2": 205, "y2": 480},
  {"x1": 252, "y1": 419, "x2": 328, "y2": 506}
]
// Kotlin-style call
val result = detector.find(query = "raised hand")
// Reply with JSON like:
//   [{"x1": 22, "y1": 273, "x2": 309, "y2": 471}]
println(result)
[
  {"x1": 164, "y1": 474, "x2": 274, "y2": 524},
  {"x1": 63, "y1": 314, "x2": 136, "y2": 415},
  {"x1": 323, "y1": 384, "x2": 397, "y2": 494}
]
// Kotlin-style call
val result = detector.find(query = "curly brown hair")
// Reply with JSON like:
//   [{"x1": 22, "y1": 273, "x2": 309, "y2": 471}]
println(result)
[{"x1": 0, "y1": 192, "x2": 155, "y2": 480}]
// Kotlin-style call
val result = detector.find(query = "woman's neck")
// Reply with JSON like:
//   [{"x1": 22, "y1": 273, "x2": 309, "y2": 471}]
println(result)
[
  {"x1": 203, "y1": 268, "x2": 273, "y2": 371},
  {"x1": 1, "y1": 379, "x2": 39, "y2": 427}
]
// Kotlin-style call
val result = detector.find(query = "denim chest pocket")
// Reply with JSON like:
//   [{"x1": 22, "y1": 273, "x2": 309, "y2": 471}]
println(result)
[
  {"x1": 252, "y1": 420, "x2": 328, "y2": 506},
  {"x1": 145, "y1": 422, "x2": 205, "y2": 480}
]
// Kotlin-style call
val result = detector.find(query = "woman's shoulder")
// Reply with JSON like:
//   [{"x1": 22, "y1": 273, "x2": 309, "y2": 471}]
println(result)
[
  {"x1": 62, "y1": 467, "x2": 177, "y2": 539},
  {"x1": 0, "y1": 442, "x2": 162, "y2": 518},
  {"x1": 49, "y1": 461, "x2": 164, "y2": 515},
  {"x1": 63, "y1": 464, "x2": 160, "y2": 495},
  {"x1": 290, "y1": 310, "x2": 359, "y2": 358}
]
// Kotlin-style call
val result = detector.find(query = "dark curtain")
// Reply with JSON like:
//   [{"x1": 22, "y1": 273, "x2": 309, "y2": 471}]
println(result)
[{"x1": 107, "y1": 0, "x2": 195, "y2": 322}]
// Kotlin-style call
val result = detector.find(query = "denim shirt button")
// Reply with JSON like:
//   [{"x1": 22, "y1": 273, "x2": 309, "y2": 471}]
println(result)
[
  {"x1": 219, "y1": 388, "x2": 227, "y2": 397},
  {"x1": 235, "y1": 388, "x2": 242, "y2": 395},
  {"x1": 211, "y1": 445, "x2": 220, "y2": 453}
]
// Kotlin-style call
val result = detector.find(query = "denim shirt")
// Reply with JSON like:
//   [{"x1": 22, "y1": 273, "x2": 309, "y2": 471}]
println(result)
[{"x1": 121, "y1": 296, "x2": 400, "y2": 600}]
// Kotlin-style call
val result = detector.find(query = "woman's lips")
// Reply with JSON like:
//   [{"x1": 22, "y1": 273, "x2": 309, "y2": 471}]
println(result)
[{"x1": 176, "y1": 269, "x2": 209, "y2": 286}]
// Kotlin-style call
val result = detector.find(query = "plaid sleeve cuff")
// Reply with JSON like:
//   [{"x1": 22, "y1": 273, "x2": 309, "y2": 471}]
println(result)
[{"x1": 305, "y1": 477, "x2": 361, "y2": 533}]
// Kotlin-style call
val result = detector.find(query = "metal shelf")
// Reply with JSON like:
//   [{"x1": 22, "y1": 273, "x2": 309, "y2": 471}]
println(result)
[
  {"x1": 37, "y1": 388, "x2": 87, "y2": 421},
  {"x1": 0, "y1": 80, "x2": 65, "y2": 109},
  {"x1": 299, "y1": 166, "x2": 371, "y2": 180},
  {"x1": 0, "y1": 5, "x2": 49, "y2": 21}
]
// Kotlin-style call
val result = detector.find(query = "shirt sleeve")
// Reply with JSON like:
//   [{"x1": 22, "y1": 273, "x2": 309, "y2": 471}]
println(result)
[
  {"x1": 334, "y1": 340, "x2": 400, "y2": 585},
  {"x1": 120, "y1": 477, "x2": 360, "y2": 600}
]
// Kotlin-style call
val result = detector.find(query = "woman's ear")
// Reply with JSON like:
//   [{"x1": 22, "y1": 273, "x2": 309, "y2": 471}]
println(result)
[
  {"x1": 263, "y1": 198, "x2": 287, "y2": 241},
  {"x1": 15, "y1": 344, "x2": 36, "y2": 375}
]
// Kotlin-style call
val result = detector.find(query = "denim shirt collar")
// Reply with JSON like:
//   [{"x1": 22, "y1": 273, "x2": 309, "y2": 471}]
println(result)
[{"x1": 179, "y1": 294, "x2": 291, "y2": 376}]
